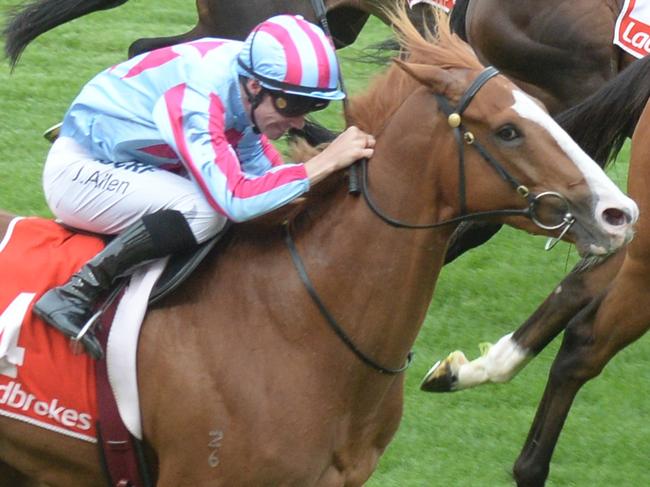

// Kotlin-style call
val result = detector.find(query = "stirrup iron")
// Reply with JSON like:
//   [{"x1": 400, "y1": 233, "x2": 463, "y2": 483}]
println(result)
[{"x1": 71, "y1": 283, "x2": 125, "y2": 352}]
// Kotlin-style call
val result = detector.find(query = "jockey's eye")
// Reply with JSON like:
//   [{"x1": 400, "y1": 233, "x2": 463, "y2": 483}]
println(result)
[{"x1": 496, "y1": 124, "x2": 521, "y2": 142}]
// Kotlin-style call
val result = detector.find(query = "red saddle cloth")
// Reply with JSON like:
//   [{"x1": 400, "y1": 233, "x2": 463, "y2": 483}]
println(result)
[
  {"x1": 0, "y1": 217, "x2": 104, "y2": 442},
  {"x1": 615, "y1": 0, "x2": 650, "y2": 58}
]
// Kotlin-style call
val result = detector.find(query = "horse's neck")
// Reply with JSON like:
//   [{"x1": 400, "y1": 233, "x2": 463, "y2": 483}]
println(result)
[
  {"x1": 306, "y1": 211, "x2": 446, "y2": 357},
  {"x1": 280, "y1": 143, "x2": 455, "y2": 370}
]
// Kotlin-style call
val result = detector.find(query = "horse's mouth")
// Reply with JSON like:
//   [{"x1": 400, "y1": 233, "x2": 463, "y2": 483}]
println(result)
[{"x1": 571, "y1": 223, "x2": 635, "y2": 258}]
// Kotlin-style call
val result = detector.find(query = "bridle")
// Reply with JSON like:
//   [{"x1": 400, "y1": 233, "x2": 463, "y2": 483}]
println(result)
[
  {"x1": 287, "y1": 51, "x2": 576, "y2": 373},
  {"x1": 360, "y1": 66, "x2": 576, "y2": 234}
]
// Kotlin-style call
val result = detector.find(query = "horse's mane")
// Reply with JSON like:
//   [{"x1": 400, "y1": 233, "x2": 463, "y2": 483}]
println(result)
[
  {"x1": 555, "y1": 55, "x2": 650, "y2": 168},
  {"x1": 346, "y1": 5, "x2": 482, "y2": 134}
]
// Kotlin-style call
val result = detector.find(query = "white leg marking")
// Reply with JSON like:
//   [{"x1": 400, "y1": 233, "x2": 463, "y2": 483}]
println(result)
[
  {"x1": 511, "y1": 90, "x2": 638, "y2": 229},
  {"x1": 456, "y1": 333, "x2": 531, "y2": 389}
]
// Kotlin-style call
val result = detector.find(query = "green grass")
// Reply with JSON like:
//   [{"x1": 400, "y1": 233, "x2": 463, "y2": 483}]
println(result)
[{"x1": 1, "y1": 2, "x2": 648, "y2": 485}]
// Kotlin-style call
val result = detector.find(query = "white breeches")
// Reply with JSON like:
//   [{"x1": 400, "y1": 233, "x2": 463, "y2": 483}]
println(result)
[{"x1": 42, "y1": 137, "x2": 227, "y2": 243}]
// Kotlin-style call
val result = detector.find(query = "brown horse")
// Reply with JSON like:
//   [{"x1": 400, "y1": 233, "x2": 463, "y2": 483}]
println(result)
[
  {"x1": 0, "y1": 9, "x2": 639, "y2": 486},
  {"x1": 513, "y1": 78, "x2": 650, "y2": 487},
  {"x1": 3, "y1": 0, "x2": 438, "y2": 65},
  {"x1": 422, "y1": 53, "x2": 650, "y2": 486},
  {"x1": 450, "y1": 0, "x2": 637, "y2": 115}
]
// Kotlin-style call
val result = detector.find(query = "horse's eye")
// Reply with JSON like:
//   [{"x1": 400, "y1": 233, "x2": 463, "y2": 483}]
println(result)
[{"x1": 496, "y1": 124, "x2": 521, "y2": 141}]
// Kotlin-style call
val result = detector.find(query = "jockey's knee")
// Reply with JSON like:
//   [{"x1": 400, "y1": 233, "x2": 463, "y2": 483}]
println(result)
[{"x1": 189, "y1": 213, "x2": 229, "y2": 244}]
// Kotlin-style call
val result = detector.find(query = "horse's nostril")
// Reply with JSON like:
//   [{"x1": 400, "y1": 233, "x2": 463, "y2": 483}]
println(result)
[{"x1": 602, "y1": 208, "x2": 628, "y2": 227}]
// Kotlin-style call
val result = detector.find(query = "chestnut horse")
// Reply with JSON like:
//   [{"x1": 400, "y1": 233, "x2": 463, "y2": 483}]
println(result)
[
  {"x1": 3, "y1": 0, "x2": 438, "y2": 65},
  {"x1": 0, "y1": 9, "x2": 639, "y2": 486},
  {"x1": 450, "y1": 0, "x2": 636, "y2": 115},
  {"x1": 422, "y1": 53, "x2": 650, "y2": 486}
]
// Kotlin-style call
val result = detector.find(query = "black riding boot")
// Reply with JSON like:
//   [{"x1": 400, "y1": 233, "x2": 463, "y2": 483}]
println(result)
[{"x1": 33, "y1": 210, "x2": 198, "y2": 359}]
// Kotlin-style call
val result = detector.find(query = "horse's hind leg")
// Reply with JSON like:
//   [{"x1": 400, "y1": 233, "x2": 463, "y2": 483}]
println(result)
[
  {"x1": 512, "y1": 257, "x2": 650, "y2": 487},
  {"x1": 421, "y1": 252, "x2": 623, "y2": 392}
]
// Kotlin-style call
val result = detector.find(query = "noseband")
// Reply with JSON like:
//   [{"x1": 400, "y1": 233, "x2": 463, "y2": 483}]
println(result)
[{"x1": 284, "y1": 66, "x2": 576, "y2": 375}]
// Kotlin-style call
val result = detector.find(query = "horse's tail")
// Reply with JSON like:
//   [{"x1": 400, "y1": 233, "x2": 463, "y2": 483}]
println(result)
[
  {"x1": 3, "y1": 0, "x2": 129, "y2": 67},
  {"x1": 449, "y1": 0, "x2": 470, "y2": 40},
  {"x1": 555, "y1": 57, "x2": 650, "y2": 168}
]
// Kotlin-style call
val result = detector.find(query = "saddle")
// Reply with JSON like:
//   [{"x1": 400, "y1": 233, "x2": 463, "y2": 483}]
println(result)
[{"x1": 150, "y1": 230, "x2": 223, "y2": 304}]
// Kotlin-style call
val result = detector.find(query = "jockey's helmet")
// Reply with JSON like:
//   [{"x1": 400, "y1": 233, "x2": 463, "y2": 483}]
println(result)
[{"x1": 237, "y1": 14, "x2": 345, "y2": 105}]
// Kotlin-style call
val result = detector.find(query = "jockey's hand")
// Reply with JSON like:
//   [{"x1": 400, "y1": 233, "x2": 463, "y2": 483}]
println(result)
[{"x1": 304, "y1": 126, "x2": 375, "y2": 185}]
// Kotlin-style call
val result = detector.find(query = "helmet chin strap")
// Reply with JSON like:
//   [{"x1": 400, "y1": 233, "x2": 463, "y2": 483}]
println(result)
[{"x1": 242, "y1": 80, "x2": 265, "y2": 134}]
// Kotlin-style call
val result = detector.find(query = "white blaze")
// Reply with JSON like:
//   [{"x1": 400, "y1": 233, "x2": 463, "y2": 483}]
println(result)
[{"x1": 511, "y1": 89, "x2": 639, "y2": 225}]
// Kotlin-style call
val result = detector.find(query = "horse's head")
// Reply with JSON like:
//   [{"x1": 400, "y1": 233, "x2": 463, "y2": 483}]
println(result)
[{"x1": 347, "y1": 7, "x2": 637, "y2": 257}]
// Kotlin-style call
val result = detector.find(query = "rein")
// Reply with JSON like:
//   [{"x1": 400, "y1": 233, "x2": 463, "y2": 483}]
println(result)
[
  {"x1": 284, "y1": 227, "x2": 413, "y2": 374},
  {"x1": 289, "y1": 0, "x2": 408, "y2": 375}
]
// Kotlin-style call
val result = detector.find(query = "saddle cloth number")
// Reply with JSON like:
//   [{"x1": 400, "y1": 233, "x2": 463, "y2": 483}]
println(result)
[{"x1": 0, "y1": 293, "x2": 33, "y2": 378}]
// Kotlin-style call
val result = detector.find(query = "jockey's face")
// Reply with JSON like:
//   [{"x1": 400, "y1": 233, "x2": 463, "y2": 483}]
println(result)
[{"x1": 242, "y1": 79, "x2": 306, "y2": 140}]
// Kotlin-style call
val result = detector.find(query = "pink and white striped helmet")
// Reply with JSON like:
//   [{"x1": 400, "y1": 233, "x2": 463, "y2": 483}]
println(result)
[{"x1": 237, "y1": 15, "x2": 345, "y2": 101}]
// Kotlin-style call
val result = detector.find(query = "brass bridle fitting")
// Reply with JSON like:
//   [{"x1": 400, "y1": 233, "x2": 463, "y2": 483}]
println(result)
[
  {"x1": 448, "y1": 113, "x2": 462, "y2": 128},
  {"x1": 517, "y1": 185, "x2": 530, "y2": 198}
]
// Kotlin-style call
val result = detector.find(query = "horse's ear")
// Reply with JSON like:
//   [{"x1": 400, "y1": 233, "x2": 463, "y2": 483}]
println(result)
[{"x1": 392, "y1": 58, "x2": 453, "y2": 94}]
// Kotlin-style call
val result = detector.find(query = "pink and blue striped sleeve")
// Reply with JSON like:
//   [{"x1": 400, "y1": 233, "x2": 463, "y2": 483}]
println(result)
[
  {"x1": 234, "y1": 131, "x2": 286, "y2": 174},
  {"x1": 260, "y1": 135, "x2": 285, "y2": 168},
  {"x1": 153, "y1": 83, "x2": 310, "y2": 222}
]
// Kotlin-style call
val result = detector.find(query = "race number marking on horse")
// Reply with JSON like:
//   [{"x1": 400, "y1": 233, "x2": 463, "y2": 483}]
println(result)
[
  {"x1": 615, "y1": 0, "x2": 650, "y2": 58},
  {"x1": 0, "y1": 217, "x2": 104, "y2": 442}
]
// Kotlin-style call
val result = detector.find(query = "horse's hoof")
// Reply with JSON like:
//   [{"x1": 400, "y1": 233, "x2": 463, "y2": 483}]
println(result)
[{"x1": 419, "y1": 351, "x2": 467, "y2": 392}]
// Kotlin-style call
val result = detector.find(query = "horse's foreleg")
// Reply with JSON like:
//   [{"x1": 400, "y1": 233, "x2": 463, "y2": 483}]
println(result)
[
  {"x1": 513, "y1": 258, "x2": 650, "y2": 486},
  {"x1": 420, "y1": 253, "x2": 623, "y2": 392},
  {"x1": 512, "y1": 293, "x2": 605, "y2": 487},
  {"x1": 420, "y1": 332, "x2": 530, "y2": 392}
]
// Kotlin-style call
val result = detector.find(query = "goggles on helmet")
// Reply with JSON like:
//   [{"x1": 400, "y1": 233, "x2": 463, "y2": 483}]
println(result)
[{"x1": 267, "y1": 90, "x2": 330, "y2": 117}]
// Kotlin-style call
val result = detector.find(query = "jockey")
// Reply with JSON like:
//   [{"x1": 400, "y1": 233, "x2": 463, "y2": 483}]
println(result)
[{"x1": 33, "y1": 14, "x2": 375, "y2": 359}]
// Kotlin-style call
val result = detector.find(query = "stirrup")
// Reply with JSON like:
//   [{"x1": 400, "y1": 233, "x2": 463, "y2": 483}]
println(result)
[
  {"x1": 73, "y1": 309, "x2": 103, "y2": 344},
  {"x1": 71, "y1": 283, "x2": 125, "y2": 358}
]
